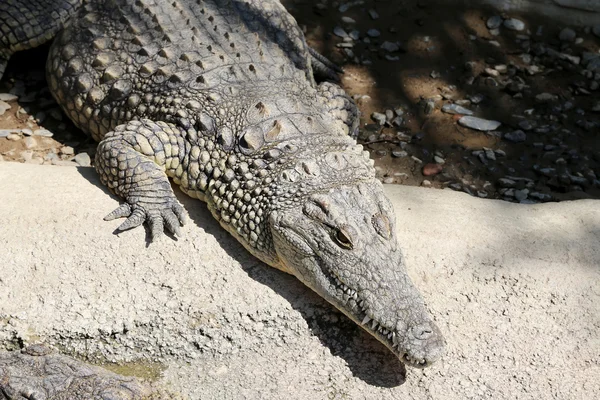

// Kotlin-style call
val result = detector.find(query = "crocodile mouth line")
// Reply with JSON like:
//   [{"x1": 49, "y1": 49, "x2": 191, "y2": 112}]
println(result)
[{"x1": 326, "y1": 271, "x2": 429, "y2": 368}]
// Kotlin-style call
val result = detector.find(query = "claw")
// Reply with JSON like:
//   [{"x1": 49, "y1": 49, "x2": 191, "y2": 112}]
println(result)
[
  {"x1": 104, "y1": 204, "x2": 132, "y2": 221},
  {"x1": 162, "y1": 209, "x2": 183, "y2": 237},
  {"x1": 148, "y1": 213, "x2": 164, "y2": 241},
  {"x1": 117, "y1": 208, "x2": 145, "y2": 231}
]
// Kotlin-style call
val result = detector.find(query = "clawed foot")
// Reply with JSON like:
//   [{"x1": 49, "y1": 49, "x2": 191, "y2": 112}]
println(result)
[{"x1": 104, "y1": 199, "x2": 187, "y2": 240}]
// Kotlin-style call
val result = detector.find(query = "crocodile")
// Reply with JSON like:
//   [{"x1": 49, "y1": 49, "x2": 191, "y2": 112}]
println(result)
[{"x1": 0, "y1": 0, "x2": 445, "y2": 390}]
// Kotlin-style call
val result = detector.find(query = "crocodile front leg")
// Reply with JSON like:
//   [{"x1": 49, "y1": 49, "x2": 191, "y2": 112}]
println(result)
[{"x1": 95, "y1": 119, "x2": 189, "y2": 240}]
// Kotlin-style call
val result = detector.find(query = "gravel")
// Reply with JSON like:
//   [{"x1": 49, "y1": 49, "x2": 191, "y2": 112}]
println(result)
[
  {"x1": 503, "y1": 18, "x2": 525, "y2": 31},
  {"x1": 458, "y1": 116, "x2": 501, "y2": 131}
]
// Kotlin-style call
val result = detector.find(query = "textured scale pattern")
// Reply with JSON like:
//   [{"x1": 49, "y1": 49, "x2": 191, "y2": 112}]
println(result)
[{"x1": 0, "y1": 0, "x2": 445, "y2": 392}]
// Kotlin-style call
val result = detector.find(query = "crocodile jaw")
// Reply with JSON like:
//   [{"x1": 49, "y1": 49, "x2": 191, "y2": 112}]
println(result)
[{"x1": 269, "y1": 183, "x2": 445, "y2": 367}]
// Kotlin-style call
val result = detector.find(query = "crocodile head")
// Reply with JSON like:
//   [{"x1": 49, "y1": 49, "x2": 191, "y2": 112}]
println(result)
[{"x1": 270, "y1": 181, "x2": 445, "y2": 367}]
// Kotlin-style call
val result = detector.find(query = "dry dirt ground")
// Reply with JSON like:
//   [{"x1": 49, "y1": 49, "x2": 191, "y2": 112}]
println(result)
[
  {"x1": 0, "y1": 1, "x2": 599, "y2": 399},
  {"x1": 1, "y1": 0, "x2": 599, "y2": 202},
  {"x1": 1, "y1": 163, "x2": 599, "y2": 399}
]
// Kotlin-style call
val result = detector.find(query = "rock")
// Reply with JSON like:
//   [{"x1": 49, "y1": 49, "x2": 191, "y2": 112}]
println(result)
[
  {"x1": 421, "y1": 180, "x2": 432, "y2": 187},
  {"x1": 341, "y1": 16, "x2": 355, "y2": 24},
  {"x1": 514, "y1": 189, "x2": 529, "y2": 201},
  {"x1": 368, "y1": 9, "x2": 379, "y2": 20},
  {"x1": 33, "y1": 129, "x2": 54, "y2": 137},
  {"x1": 518, "y1": 120, "x2": 535, "y2": 131},
  {"x1": 382, "y1": 177, "x2": 394, "y2": 184},
  {"x1": 529, "y1": 192, "x2": 552, "y2": 201},
  {"x1": 484, "y1": 148, "x2": 496, "y2": 160},
  {"x1": 558, "y1": 27, "x2": 576, "y2": 42},
  {"x1": 0, "y1": 100, "x2": 11, "y2": 116},
  {"x1": 0, "y1": 129, "x2": 13, "y2": 138},
  {"x1": 504, "y1": 18, "x2": 525, "y2": 31},
  {"x1": 23, "y1": 137, "x2": 37, "y2": 149},
  {"x1": 7, "y1": 133, "x2": 20, "y2": 141},
  {"x1": 448, "y1": 182, "x2": 462, "y2": 191},
  {"x1": 333, "y1": 27, "x2": 348, "y2": 38},
  {"x1": 468, "y1": 94, "x2": 485, "y2": 104},
  {"x1": 423, "y1": 163, "x2": 443, "y2": 176},
  {"x1": 0, "y1": 93, "x2": 18, "y2": 101},
  {"x1": 61, "y1": 146, "x2": 75, "y2": 156},
  {"x1": 458, "y1": 116, "x2": 501, "y2": 131},
  {"x1": 486, "y1": 16, "x2": 503, "y2": 30},
  {"x1": 392, "y1": 150, "x2": 407, "y2": 158},
  {"x1": 74, "y1": 153, "x2": 92, "y2": 167},
  {"x1": 430, "y1": 71, "x2": 441, "y2": 79},
  {"x1": 366, "y1": 29, "x2": 380, "y2": 38},
  {"x1": 381, "y1": 41, "x2": 401, "y2": 52},
  {"x1": 535, "y1": 93, "x2": 558, "y2": 102},
  {"x1": 498, "y1": 178, "x2": 516, "y2": 187},
  {"x1": 371, "y1": 112, "x2": 386, "y2": 125},
  {"x1": 504, "y1": 130, "x2": 527, "y2": 143},
  {"x1": 434, "y1": 155, "x2": 445, "y2": 164},
  {"x1": 442, "y1": 104, "x2": 473, "y2": 115}
]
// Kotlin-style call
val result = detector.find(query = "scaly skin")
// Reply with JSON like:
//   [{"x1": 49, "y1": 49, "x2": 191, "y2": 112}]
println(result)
[
  {"x1": 0, "y1": 345, "x2": 177, "y2": 399},
  {"x1": 0, "y1": 1, "x2": 445, "y2": 390}
]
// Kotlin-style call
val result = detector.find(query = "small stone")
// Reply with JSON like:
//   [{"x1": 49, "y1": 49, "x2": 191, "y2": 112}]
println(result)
[
  {"x1": 371, "y1": 112, "x2": 386, "y2": 125},
  {"x1": 367, "y1": 29, "x2": 381, "y2": 38},
  {"x1": 449, "y1": 183, "x2": 462, "y2": 191},
  {"x1": 7, "y1": 133, "x2": 20, "y2": 141},
  {"x1": 33, "y1": 129, "x2": 54, "y2": 137},
  {"x1": 61, "y1": 146, "x2": 75, "y2": 156},
  {"x1": 503, "y1": 18, "x2": 525, "y2": 31},
  {"x1": 422, "y1": 180, "x2": 432, "y2": 187},
  {"x1": 529, "y1": 192, "x2": 552, "y2": 201},
  {"x1": 498, "y1": 178, "x2": 516, "y2": 187},
  {"x1": 23, "y1": 137, "x2": 37, "y2": 149},
  {"x1": 494, "y1": 64, "x2": 508, "y2": 73},
  {"x1": 486, "y1": 16, "x2": 503, "y2": 30},
  {"x1": 468, "y1": 94, "x2": 485, "y2": 104},
  {"x1": 504, "y1": 130, "x2": 526, "y2": 143},
  {"x1": 21, "y1": 129, "x2": 33, "y2": 136},
  {"x1": 488, "y1": 40, "x2": 501, "y2": 47},
  {"x1": 430, "y1": 71, "x2": 441, "y2": 79},
  {"x1": 0, "y1": 93, "x2": 18, "y2": 101},
  {"x1": 381, "y1": 41, "x2": 401, "y2": 52},
  {"x1": 382, "y1": 177, "x2": 394, "y2": 184},
  {"x1": 434, "y1": 156, "x2": 445, "y2": 164},
  {"x1": 484, "y1": 149, "x2": 496, "y2": 160},
  {"x1": 368, "y1": 9, "x2": 379, "y2": 20},
  {"x1": 458, "y1": 116, "x2": 501, "y2": 131},
  {"x1": 558, "y1": 27, "x2": 576, "y2": 42},
  {"x1": 0, "y1": 100, "x2": 11, "y2": 115},
  {"x1": 391, "y1": 116, "x2": 404, "y2": 127},
  {"x1": 74, "y1": 152, "x2": 92, "y2": 167},
  {"x1": 423, "y1": 163, "x2": 443, "y2": 176},
  {"x1": 518, "y1": 120, "x2": 535, "y2": 131},
  {"x1": 485, "y1": 68, "x2": 500, "y2": 77},
  {"x1": 333, "y1": 27, "x2": 348, "y2": 38},
  {"x1": 514, "y1": 189, "x2": 529, "y2": 201},
  {"x1": 442, "y1": 104, "x2": 473, "y2": 115},
  {"x1": 535, "y1": 93, "x2": 558, "y2": 102},
  {"x1": 341, "y1": 16, "x2": 355, "y2": 24},
  {"x1": 392, "y1": 150, "x2": 408, "y2": 158}
]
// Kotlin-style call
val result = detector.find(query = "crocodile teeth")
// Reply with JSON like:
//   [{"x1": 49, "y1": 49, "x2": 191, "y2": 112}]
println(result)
[
  {"x1": 392, "y1": 332, "x2": 397, "y2": 345},
  {"x1": 387, "y1": 332, "x2": 393, "y2": 339},
  {"x1": 361, "y1": 315, "x2": 371, "y2": 325},
  {"x1": 371, "y1": 320, "x2": 378, "y2": 330}
]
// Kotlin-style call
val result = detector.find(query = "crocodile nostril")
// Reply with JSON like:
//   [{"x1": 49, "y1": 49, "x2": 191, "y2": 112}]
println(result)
[{"x1": 412, "y1": 324, "x2": 434, "y2": 340}]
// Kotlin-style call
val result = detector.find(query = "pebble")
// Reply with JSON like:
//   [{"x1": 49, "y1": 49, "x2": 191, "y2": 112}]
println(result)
[
  {"x1": 423, "y1": 163, "x2": 443, "y2": 176},
  {"x1": 504, "y1": 130, "x2": 527, "y2": 143},
  {"x1": 368, "y1": 9, "x2": 379, "y2": 20},
  {"x1": 33, "y1": 129, "x2": 54, "y2": 137},
  {"x1": 23, "y1": 137, "x2": 37, "y2": 149},
  {"x1": 442, "y1": 104, "x2": 474, "y2": 115},
  {"x1": 74, "y1": 153, "x2": 92, "y2": 167},
  {"x1": 392, "y1": 150, "x2": 408, "y2": 158},
  {"x1": 484, "y1": 149, "x2": 496, "y2": 160},
  {"x1": 558, "y1": 27, "x2": 576, "y2": 42},
  {"x1": 371, "y1": 112, "x2": 387, "y2": 125},
  {"x1": 535, "y1": 93, "x2": 558, "y2": 102},
  {"x1": 0, "y1": 100, "x2": 11, "y2": 116},
  {"x1": 514, "y1": 189, "x2": 529, "y2": 201},
  {"x1": 498, "y1": 178, "x2": 516, "y2": 187},
  {"x1": 61, "y1": 146, "x2": 75, "y2": 156},
  {"x1": 367, "y1": 29, "x2": 381, "y2": 38},
  {"x1": 341, "y1": 17, "x2": 355, "y2": 24},
  {"x1": 449, "y1": 183, "x2": 462, "y2": 191},
  {"x1": 503, "y1": 18, "x2": 525, "y2": 31},
  {"x1": 486, "y1": 16, "x2": 503, "y2": 30},
  {"x1": 0, "y1": 93, "x2": 18, "y2": 101},
  {"x1": 333, "y1": 27, "x2": 348, "y2": 38},
  {"x1": 381, "y1": 41, "x2": 401, "y2": 52},
  {"x1": 458, "y1": 116, "x2": 501, "y2": 131},
  {"x1": 7, "y1": 133, "x2": 20, "y2": 141},
  {"x1": 468, "y1": 94, "x2": 485, "y2": 104},
  {"x1": 518, "y1": 120, "x2": 535, "y2": 131}
]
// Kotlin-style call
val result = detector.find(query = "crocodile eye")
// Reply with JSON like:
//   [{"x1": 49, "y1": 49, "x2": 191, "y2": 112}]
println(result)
[{"x1": 333, "y1": 228, "x2": 353, "y2": 250}]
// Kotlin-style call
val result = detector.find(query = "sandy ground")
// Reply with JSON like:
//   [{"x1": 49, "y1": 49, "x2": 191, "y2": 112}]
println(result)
[{"x1": 0, "y1": 162, "x2": 598, "y2": 399}]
